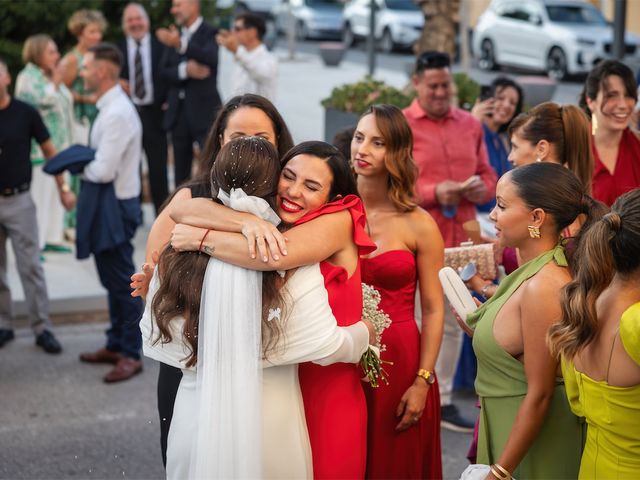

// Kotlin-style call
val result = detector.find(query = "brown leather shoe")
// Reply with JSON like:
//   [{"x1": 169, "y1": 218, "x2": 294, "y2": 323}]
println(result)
[
  {"x1": 79, "y1": 348, "x2": 123, "y2": 364},
  {"x1": 103, "y1": 357, "x2": 143, "y2": 383}
]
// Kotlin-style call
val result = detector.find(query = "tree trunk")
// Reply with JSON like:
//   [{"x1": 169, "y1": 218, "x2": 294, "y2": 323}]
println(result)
[{"x1": 414, "y1": 0, "x2": 461, "y2": 59}]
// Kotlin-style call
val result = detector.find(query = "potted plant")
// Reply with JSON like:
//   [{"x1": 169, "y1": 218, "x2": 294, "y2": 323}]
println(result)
[{"x1": 321, "y1": 77, "x2": 414, "y2": 142}]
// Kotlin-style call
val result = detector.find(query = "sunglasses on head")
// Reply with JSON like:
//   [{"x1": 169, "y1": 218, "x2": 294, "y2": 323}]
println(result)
[{"x1": 415, "y1": 52, "x2": 450, "y2": 72}]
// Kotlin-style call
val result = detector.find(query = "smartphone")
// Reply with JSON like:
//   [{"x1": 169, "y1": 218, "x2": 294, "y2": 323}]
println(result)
[{"x1": 479, "y1": 85, "x2": 493, "y2": 102}]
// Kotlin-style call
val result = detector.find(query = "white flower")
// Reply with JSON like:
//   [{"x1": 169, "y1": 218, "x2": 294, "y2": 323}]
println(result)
[{"x1": 267, "y1": 307, "x2": 281, "y2": 322}]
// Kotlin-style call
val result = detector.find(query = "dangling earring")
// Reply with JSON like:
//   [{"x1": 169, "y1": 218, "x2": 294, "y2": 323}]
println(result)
[
  {"x1": 528, "y1": 225, "x2": 541, "y2": 239},
  {"x1": 591, "y1": 115, "x2": 598, "y2": 136}
]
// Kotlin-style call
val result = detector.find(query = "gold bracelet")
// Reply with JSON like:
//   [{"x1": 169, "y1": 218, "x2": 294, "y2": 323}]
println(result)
[{"x1": 492, "y1": 464, "x2": 511, "y2": 480}]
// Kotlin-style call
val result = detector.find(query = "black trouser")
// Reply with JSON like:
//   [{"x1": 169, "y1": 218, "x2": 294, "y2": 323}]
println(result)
[
  {"x1": 170, "y1": 102, "x2": 209, "y2": 188},
  {"x1": 157, "y1": 362, "x2": 182, "y2": 466},
  {"x1": 137, "y1": 104, "x2": 169, "y2": 214}
]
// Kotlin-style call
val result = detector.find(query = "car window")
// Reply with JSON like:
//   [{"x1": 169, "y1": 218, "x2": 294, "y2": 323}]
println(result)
[
  {"x1": 384, "y1": 0, "x2": 420, "y2": 11},
  {"x1": 305, "y1": 0, "x2": 341, "y2": 6},
  {"x1": 500, "y1": 3, "x2": 543, "y2": 23},
  {"x1": 545, "y1": 5, "x2": 608, "y2": 25}
]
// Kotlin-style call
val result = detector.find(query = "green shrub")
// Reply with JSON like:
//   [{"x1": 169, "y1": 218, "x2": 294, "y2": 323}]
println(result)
[
  {"x1": 321, "y1": 76, "x2": 415, "y2": 114},
  {"x1": 453, "y1": 72, "x2": 481, "y2": 111}
]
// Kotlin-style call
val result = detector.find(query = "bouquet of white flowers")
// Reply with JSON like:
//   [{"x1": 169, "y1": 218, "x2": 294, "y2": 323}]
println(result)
[{"x1": 360, "y1": 283, "x2": 392, "y2": 388}]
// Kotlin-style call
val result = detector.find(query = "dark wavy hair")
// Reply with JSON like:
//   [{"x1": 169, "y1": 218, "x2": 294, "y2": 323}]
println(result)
[
  {"x1": 579, "y1": 59, "x2": 638, "y2": 117},
  {"x1": 152, "y1": 137, "x2": 283, "y2": 366},
  {"x1": 489, "y1": 76, "x2": 524, "y2": 132},
  {"x1": 549, "y1": 188, "x2": 640, "y2": 359}
]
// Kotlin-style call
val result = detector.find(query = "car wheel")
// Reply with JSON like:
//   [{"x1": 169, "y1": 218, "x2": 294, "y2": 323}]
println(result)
[
  {"x1": 547, "y1": 47, "x2": 568, "y2": 81},
  {"x1": 478, "y1": 39, "x2": 497, "y2": 71},
  {"x1": 295, "y1": 21, "x2": 308, "y2": 40},
  {"x1": 379, "y1": 28, "x2": 395, "y2": 53},
  {"x1": 342, "y1": 23, "x2": 355, "y2": 47}
]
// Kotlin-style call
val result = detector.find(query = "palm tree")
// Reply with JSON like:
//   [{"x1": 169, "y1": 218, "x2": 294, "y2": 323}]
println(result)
[{"x1": 414, "y1": 0, "x2": 460, "y2": 58}]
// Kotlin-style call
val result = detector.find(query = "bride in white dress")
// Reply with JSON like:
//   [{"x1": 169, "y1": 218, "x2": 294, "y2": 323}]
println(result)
[{"x1": 140, "y1": 137, "x2": 372, "y2": 479}]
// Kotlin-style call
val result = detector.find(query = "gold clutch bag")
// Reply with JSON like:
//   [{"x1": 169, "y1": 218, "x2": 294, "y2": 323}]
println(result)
[{"x1": 444, "y1": 242, "x2": 497, "y2": 280}]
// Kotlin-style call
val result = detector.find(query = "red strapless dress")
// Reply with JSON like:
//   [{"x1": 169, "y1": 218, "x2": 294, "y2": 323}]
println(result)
[
  {"x1": 362, "y1": 250, "x2": 442, "y2": 479},
  {"x1": 296, "y1": 195, "x2": 377, "y2": 479}
]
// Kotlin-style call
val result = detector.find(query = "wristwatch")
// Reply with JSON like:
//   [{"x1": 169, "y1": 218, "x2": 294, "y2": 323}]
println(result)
[{"x1": 417, "y1": 369, "x2": 435, "y2": 385}]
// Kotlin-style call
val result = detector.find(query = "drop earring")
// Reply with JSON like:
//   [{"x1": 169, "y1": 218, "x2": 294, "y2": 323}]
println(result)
[
  {"x1": 527, "y1": 225, "x2": 541, "y2": 239},
  {"x1": 591, "y1": 114, "x2": 598, "y2": 136}
]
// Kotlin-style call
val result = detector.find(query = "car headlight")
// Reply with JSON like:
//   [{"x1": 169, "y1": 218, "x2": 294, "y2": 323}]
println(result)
[{"x1": 576, "y1": 38, "x2": 596, "y2": 47}]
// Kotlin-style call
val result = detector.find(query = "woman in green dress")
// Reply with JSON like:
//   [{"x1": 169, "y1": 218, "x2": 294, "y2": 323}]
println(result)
[
  {"x1": 58, "y1": 9, "x2": 106, "y2": 233},
  {"x1": 461, "y1": 163, "x2": 604, "y2": 479},
  {"x1": 549, "y1": 188, "x2": 640, "y2": 479},
  {"x1": 15, "y1": 34, "x2": 74, "y2": 252},
  {"x1": 59, "y1": 9, "x2": 106, "y2": 129}
]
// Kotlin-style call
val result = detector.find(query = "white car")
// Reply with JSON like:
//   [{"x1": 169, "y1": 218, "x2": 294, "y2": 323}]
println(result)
[
  {"x1": 272, "y1": 0, "x2": 344, "y2": 40},
  {"x1": 342, "y1": 0, "x2": 423, "y2": 53},
  {"x1": 473, "y1": 0, "x2": 640, "y2": 80}
]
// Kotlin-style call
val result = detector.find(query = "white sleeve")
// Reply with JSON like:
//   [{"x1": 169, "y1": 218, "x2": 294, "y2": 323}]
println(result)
[
  {"x1": 264, "y1": 265, "x2": 369, "y2": 367},
  {"x1": 140, "y1": 270, "x2": 194, "y2": 370},
  {"x1": 234, "y1": 48, "x2": 278, "y2": 84},
  {"x1": 83, "y1": 112, "x2": 128, "y2": 183}
]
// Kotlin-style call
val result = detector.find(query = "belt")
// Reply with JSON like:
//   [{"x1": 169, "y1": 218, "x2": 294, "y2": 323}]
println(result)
[{"x1": 1, "y1": 183, "x2": 30, "y2": 197}]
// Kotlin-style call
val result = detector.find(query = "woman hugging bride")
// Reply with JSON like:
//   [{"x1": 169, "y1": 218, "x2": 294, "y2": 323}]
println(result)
[{"x1": 139, "y1": 136, "x2": 375, "y2": 479}]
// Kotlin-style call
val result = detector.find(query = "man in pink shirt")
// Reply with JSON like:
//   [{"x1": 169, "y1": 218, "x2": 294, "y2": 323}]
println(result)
[{"x1": 404, "y1": 51, "x2": 496, "y2": 432}]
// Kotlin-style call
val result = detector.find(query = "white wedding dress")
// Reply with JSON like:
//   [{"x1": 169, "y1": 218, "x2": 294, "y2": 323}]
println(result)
[{"x1": 141, "y1": 263, "x2": 369, "y2": 479}]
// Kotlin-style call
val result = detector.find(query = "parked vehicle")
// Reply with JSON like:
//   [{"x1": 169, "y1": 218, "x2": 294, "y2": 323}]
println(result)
[
  {"x1": 341, "y1": 0, "x2": 423, "y2": 53},
  {"x1": 272, "y1": 0, "x2": 344, "y2": 40},
  {"x1": 235, "y1": 0, "x2": 280, "y2": 18},
  {"x1": 473, "y1": 0, "x2": 640, "y2": 80}
]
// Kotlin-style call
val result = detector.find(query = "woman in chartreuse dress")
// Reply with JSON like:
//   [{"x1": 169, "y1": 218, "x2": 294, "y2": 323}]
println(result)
[
  {"x1": 461, "y1": 163, "x2": 604, "y2": 479},
  {"x1": 549, "y1": 188, "x2": 640, "y2": 479}
]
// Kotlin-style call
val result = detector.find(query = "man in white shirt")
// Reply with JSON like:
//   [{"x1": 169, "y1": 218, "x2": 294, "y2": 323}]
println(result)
[
  {"x1": 77, "y1": 43, "x2": 145, "y2": 383},
  {"x1": 217, "y1": 12, "x2": 278, "y2": 101},
  {"x1": 119, "y1": 2, "x2": 169, "y2": 214}
]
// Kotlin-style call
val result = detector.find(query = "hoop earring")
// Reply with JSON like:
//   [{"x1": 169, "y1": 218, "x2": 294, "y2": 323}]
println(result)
[
  {"x1": 591, "y1": 115, "x2": 598, "y2": 136},
  {"x1": 528, "y1": 225, "x2": 541, "y2": 239}
]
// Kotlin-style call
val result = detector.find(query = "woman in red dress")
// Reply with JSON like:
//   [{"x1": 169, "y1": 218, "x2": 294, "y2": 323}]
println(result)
[
  {"x1": 352, "y1": 105, "x2": 445, "y2": 479},
  {"x1": 580, "y1": 59, "x2": 640, "y2": 206},
  {"x1": 169, "y1": 141, "x2": 375, "y2": 478}
]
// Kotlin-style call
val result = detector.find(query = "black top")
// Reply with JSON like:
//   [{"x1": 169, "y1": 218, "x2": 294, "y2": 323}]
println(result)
[{"x1": 0, "y1": 97, "x2": 50, "y2": 189}]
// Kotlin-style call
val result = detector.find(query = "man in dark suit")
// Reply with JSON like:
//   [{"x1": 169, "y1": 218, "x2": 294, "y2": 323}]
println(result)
[
  {"x1": 118, "y1": 3, "x2": 169, "y2": 214},
  {"x1": 156, "y1": 0, "x2": 221, "y2": 187}
]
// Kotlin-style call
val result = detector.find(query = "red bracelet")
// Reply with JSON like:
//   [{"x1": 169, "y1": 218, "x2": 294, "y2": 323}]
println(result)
[{"x1": 199, "y1": 229, "x2": 212, "y2": 253}]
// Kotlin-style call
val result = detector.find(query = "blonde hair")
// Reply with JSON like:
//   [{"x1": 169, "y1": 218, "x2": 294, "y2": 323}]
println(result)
[
  {"x1": 22, "y1": 34, "x2": 53, "y2": 66},
  {"x1": 68, "y1": 9, "x2": 107, "y2": 37},
  {"x1": 362, "y1": 104, "x2": 418, "y2": 212}
]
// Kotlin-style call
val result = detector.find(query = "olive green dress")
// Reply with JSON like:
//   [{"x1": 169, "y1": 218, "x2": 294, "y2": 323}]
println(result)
[{"x1": 466, "y1": 245, "x2": 584, "y2": 479}]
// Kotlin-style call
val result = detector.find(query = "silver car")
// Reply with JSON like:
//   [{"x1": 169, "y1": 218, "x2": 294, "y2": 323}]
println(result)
[
  {"x1": 272, "y1": 0, "x2": 344, "y2": 40},
  {"x1": 342, "y1": 0, "x2": 423, "y2": 53},
  {"x1": 473, "y1": 0, "x2": 640, "y2": 79}
]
